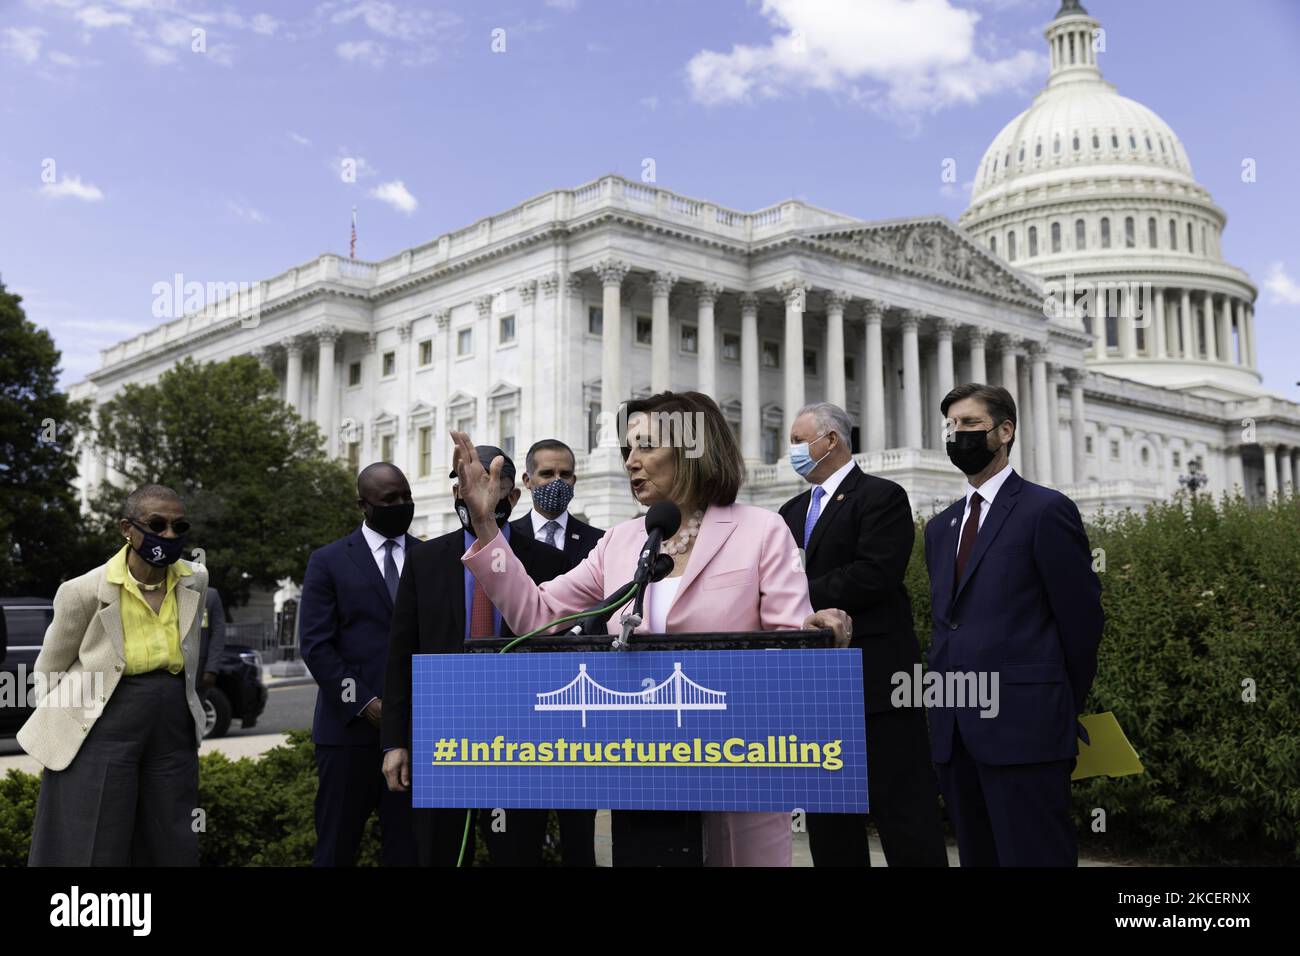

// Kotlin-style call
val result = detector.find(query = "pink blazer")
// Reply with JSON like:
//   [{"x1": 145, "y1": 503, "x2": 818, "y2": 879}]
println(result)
[{"x1": 461, "y1": 502, "x2": 813, "y2": 638}]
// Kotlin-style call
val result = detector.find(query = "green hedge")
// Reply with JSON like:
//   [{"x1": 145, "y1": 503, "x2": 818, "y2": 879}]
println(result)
[
  {"x1": 1, "y1": 730, "x2": 560, "y2": 866},
  {"x1": 906, "y1": 491, "x2": 1300, "y2": 864}
]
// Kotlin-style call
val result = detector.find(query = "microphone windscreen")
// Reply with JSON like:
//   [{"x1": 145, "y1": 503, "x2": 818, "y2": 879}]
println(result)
[{"x1": 644, "y1": 501, "x2": 682, "y2": 538}]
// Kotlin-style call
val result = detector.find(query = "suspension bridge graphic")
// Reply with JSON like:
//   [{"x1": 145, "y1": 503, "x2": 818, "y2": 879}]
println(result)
[{"x1": 535, "y1": 662, "x2": 727, "y2": 727}]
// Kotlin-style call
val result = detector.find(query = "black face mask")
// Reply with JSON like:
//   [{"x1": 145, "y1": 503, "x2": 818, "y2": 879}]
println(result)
[
  {"x1": 128, "y1": 520, "x2": 188, "y2": 568},
  {"x1": 946, "y1": 429, "x2": 1000, "y2": 476},
  {"x1": 455, "y1": 496, "x2": 513, "y2": 536},
  {"x1": 365, "y1": 501, "x2": 414, "y2": 539}
]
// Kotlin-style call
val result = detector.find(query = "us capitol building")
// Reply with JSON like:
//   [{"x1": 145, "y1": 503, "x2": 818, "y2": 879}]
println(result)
[{"x1": 71, "y1": 0, "x2": 1300, "y2": 541}]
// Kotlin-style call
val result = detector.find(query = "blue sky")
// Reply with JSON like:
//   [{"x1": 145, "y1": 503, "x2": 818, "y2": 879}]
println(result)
[{"x1": 3, "y1": 0, "x2": 1299, "y2": 397}]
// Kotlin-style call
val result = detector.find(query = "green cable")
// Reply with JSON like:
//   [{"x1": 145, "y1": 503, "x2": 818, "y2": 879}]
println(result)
[{"x1": 454, "y1": 581, "x2": 641, "y2": 866}]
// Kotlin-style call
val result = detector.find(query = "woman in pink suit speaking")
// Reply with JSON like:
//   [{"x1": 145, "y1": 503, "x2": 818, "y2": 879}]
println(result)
[{"x1": 454, "y1": 390, "x2": 851, "y2": 867}]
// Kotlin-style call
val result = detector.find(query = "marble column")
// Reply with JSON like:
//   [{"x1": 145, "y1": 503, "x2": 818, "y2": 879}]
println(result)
[
  {"x1": 1244, "y1": 302, "x2": 1257, "y2": 368},
  {"x1": 1120, "y1": 286, "x2": 1138, "y2": 359},
  {"x1": 284, "y1": 338, "x2": 304, "y2": 412},
  {"x1": 1179, "y1": 288, "x2": 1194, "y2": 358},
  {"x1": 1263, "y1": 443, "x2": 1278, "y2": 499},
  {"x1": 1017, "y1": 346, "x2": 1034, "y2": 480},
  {"x1": 825, "y1": 290, "x2": 849, "y2": 410},
  {"x1": 1001, "y1": 338, "x2": 1023, "y2": 473},
  {"x1": 1047, "y1": 363, "x2": 1064, "y2": 483},
  {"x1": 1067, "y1": 368, "x2": 1087, "y2": 485},
  {"x1": 1152, "y1": 286, "x2": 1167, "y2": 358},
  {"x1": 1202, "y1": 291, "x2": 1219, "y2": 361},
  {"x1": 968, "y1": 326, "x2": 988, "y2": 383},
  {"x1": 650, "y1": 270, "x2": 676, "y2": 393},
  {"x1": 1217, "y1": 294, "x2": 1232, "y2": 367},
  {"x1": 594, "y1": 258, "x2": 630, "y2": 422},
  {"x1": 1226, "y1": 446, "x2": 1245, "y2": 494},
  {"x1": 316, "y1": 326, "x2": 340, "y2": 457},
  {"x1": 696, "y1": 283, "x2": 722, "y2": 399},
  {"x1": 779, "y1": 279, "x2": 807, "y2": 439},
  {"x1": 739, "y1": 292, "x2": 762, "y2": 464},
  {"x1": 863, "y1": 300, "x2": 886, "y2": 452},
  {"x1": 901, "y1": 310, "x2": 923, "y2": 450},
  {"x1": 936, "y1": 319, "x2": 955, "y2": 403},
  {"x1": 1030, "y1": 343, "x2": 1053, "y2": 484}
]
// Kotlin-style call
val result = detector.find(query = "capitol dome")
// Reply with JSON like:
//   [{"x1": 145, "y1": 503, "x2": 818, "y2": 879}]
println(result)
[{"x1": 960, "y1": 0, "x2": 1260, "y2": 398}]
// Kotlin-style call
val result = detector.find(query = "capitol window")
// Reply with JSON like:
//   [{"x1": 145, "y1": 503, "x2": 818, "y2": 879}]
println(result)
[
  {"x1": 348, "y1": 361, "x2": 362, "y2": 387},
  {"x1": 846, "y1": 356, "x2": 856, "y2": 381},
  {"x1": 1075, "y1": 219, "x2": 1086, "y2": 250},
  {"x1": 587, "y1": 305, "x2": 603, "y2": 335},
  {"x1": 635, "y1": 316, "x2": 652, "y2": 346},
  {"x1": 1187, "y1": 222, "x2": 1194, "y2": 253},
  {"x1": 1092, "y1": 132, "x2": 1100, "y2": 149},
  {"x1": 722, "y1": 332, "x2": 740, "y2": 362},
  {"x1": 1141, "y1": 447, "x2": 1150, "y2": 466},
  {"x1": 1109, "y1": 439, "x2": 1121, "y2": 461},
  {"x1": 762, "y1": 340, "x2": 781, "y2": 368},
  {"x1": 1007, "y1": 231, "x2": 1017, "y2": 261},
  {"x1": 1019, "y1": 145, "x2": 1025, "y2": 162},
  {"x1": 1169, "y1": 219, "x2": 1178, "y2": 250},
  {"x1": 417, "y1": 427, "x2": 432, "y2": 478},
  {"x1": 990, "y1": 235, "x2": 997, "y2": 254},
  {"x1": 1086, "y1": 436, "x2": 1094, "y2": 455},
  {"x1": 1125, "y1": 217, "x2": 1135, "y2": 248},
  {"x1": 1172, "y1": 450, "x2": 1182, "y2": 469},
  {"x1": 1051, "y1": 221, "x2": 1061, "y2": 253},
  {"x1": 381, "y1": 351, "x2": 395, "y2": 378},
  {"x1": 804, "y1": 349, "x2": 818, "y2": 376},
  {"x1": 1100, "y1": 217, "x2": 1111, "y2": 249},
  {"x1": 1035, "y1": 140, "x2": 1042, "y2": 159},
  {"x1": 1028, "y1": 226, "x2": 1038, "y2": 257},
  {"x1": 457, "y1": 328, "x2": 473, "y2": 356},
  {"x1": 1148, "y1": 218, "x2": 1158, "y2": 248},
  {"x1": 1111, "y1": 132, "x2": 1119, "y2": 149},
  {"x1": 380, "y1": 434, "x2": 394, "y2": 464},
  {"x1": 1129, "y1": 133, "x2": 1137, "y2": 149},
  {"x1": 680, "y1": 324, "x2": 698, "y2": 354},
  {"x1": 1054, "y1": 135, "x2": 1061, "y2": 155},
  {"x1": 1072, "y1": 133, "x2": 1080, "y2": 151},
  {"x1": 418, "y1": 339, "x2": 433, "y2": 367},
  {"x1": 498, "y1": 314, "x2": 516, "y2": 345}
]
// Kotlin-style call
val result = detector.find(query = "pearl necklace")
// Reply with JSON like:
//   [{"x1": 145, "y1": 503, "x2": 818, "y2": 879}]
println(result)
[{"x1": 661, "y1": 510, "x2": 705, "y2": 555}]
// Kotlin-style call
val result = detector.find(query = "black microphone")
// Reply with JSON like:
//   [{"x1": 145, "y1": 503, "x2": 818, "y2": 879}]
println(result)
[{"x1": 635, "y1": 502, "x2": 681, "y2": 588}]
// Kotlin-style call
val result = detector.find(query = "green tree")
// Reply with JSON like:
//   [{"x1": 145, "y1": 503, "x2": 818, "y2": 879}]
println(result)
[
  {"x1": 0, "y1": 280, "x2": 96, "y2": 596},
  {"x1": 88, "y1": 355, "x2": 357, "y2": 607}
]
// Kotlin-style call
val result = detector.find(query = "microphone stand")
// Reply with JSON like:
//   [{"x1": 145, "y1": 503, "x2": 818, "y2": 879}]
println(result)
[{"x1": 613, "y1": 553, "x2": 673, "y2": 651}]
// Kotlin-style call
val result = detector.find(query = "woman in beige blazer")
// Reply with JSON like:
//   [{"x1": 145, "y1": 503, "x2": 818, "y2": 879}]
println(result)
[{"x1": 20, "y1": 483, "x2": 209, "y2": 866}]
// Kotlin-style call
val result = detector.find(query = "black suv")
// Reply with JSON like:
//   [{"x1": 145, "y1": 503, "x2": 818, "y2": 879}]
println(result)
[{"x1": 0, "y1": 597, "x2": 267, "y2": 740}]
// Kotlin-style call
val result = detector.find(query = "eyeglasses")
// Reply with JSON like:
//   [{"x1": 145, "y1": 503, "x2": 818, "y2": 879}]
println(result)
[{"x1": 131, "y1": 517, "x2": 191, "y2": 536}]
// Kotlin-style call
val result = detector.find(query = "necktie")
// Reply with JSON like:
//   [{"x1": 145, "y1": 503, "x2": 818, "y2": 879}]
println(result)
[
  {"x1": 383, "y1": 540, "x2": 399, "y2": 604},
  {"x1": 955, "y1": 492, "x2": 983, "y2": 585},
  {"x1": 469, "y1": 575, "x2": 495, "y2": 638},
  {"x1": 541, "y1": 519, "x2": 561, "y2": 549},
  {"x1": 803, "y1": 486, "x2": 825, "y2": 549}
]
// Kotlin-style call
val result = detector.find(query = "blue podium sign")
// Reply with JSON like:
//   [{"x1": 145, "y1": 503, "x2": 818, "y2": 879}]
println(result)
[{"x1": 412, "y1": 648, "x2": 867, "y2": 813}]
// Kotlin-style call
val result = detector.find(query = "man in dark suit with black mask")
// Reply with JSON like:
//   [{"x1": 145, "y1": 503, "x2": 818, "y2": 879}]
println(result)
[
  {"x1": 300, "y1": 462, "x2": 420, "y2": 866},
  {"x1": 780, "y1": 402, "x2": 948, "y2": 867},
  {"x1": 382, "y1": 445, "x2": 570, "y2": 866},
  {"x1": 509, "y1": 438, "x2": 604, "y2": 865}
]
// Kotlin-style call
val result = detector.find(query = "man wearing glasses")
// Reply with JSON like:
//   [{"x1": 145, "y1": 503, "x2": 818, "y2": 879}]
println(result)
[{"x1": 20, "y1": 484, "x2": 210, "y2": 865}]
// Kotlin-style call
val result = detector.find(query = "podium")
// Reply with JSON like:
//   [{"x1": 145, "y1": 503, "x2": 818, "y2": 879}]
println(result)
[{"x1": 412, "y1": 629, "x2": 866, "y2": 866}]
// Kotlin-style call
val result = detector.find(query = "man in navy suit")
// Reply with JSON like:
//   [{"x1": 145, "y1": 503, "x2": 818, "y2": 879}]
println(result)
[
  {"x1": 509, "y1": 438, "x2": 605, "y2": 866},
  {"x1": 924, "y1": 383, "x2": 1102, "y2": 866},
  {"x1": 300, "y1": 462, "x2": 419, "y2": 866},
  {"x1": 510, "y1": 439, "x2": 604, "y2": 565}
]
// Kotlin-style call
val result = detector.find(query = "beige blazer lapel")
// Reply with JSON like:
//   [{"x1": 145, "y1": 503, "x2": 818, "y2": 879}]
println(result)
[
  {"x1": 176, "y1": 578, "x2": 202, "y2": 653},
  {"x1": 94, "y1": 568, "x2": 126, "y2": 663}
]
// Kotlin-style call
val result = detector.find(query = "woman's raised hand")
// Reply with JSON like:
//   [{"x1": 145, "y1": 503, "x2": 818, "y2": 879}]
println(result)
[{"x1": 450, "y1": 430, "x2": 503, "y2": 531}]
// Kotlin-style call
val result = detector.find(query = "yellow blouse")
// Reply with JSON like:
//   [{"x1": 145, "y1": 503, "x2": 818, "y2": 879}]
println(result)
[{"x1": 106, "y1": 544, "x2": 192, "y2": 676}]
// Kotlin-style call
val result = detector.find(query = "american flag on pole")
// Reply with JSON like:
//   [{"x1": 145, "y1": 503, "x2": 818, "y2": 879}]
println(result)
[{"x1": 349, "y1": 206, "x2": 357, "y2": 259}]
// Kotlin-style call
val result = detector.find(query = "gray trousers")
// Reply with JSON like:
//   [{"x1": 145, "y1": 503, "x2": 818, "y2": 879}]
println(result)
[{"x1": 28, "y1": 670, "x2": 200, "y2": 866}]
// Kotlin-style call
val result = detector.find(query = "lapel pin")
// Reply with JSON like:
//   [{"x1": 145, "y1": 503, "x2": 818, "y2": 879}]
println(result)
[
  {"x1": 949, "y1": 517, "x2": 958, "y2": 527},
  {"x1": 836, "y1": 494, "x2": 845, "y2": 501},
  {"x1": 570, "y1": 533, "x2": 579, "y2": 540}
]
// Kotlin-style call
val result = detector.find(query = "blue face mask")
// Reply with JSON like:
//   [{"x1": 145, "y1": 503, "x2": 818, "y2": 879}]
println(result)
[
  {"x1": 788, "y1": 433, "x2": 830, "y2": 478},
  {"x1": 531, "y1": 478, "x2": 575, "y2": 515}
]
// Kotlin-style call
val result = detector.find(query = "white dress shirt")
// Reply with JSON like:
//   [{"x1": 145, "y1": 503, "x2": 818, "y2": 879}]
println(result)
[
  {"x1": 805, "y1": 459, "x2": 856, "y2": 534},
  {"x1": 361, "y1": 521, "x2": 406, "y2": 577},
  {"x1": 530, "y1": 508, "x2": 570, "y2": 548},
  {"x1": 646, "y1": 576, "x2": 682, "y2": 634},
  {"x1": 955, "y1": 464, "x2": 1015, "y2": 558}
]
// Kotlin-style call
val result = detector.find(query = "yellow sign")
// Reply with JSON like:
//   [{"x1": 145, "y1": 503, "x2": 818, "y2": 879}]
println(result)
[{"x1": 1072, "y1": 711, "x2": 1144, "y2": 780}]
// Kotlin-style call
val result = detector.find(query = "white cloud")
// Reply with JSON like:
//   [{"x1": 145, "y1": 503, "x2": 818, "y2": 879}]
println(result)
[
  {"x1": 41, "y1": 174, "x2": 105, "y2": 201},
  {"x1": 226, "y1": 200, "x2": 267, "y2": 223},
  {"x1": 77, "y1": 6, "x2": 133, "y2": 29},
  {"x1": 370, "y1": 179, "x2": 418, "y2": 215},
  {"x1": 337, "y1": 38, "x2": 386, "y2": 67},
  {"x1": 545, "y1": 0, "x2": 579, "y2": 10},
  {"x1": 322, "y1": 1, "x2": 461, "y2": 67},
  {"x1": 640, "y1": 95, "x2": 659, "y2": 111},
  {"x1": 289, "y1": 130, "x2": 312, "y2": 146},
  {"x1": 1264, "y1": 262, "x2": 1300, "y2": 306},
  {"x1": 685, "y1": 0, "x2": 1043, "y2": 120},
  {"x1": 3, "y1": 26, "x2": 46, "y2": 64}
]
